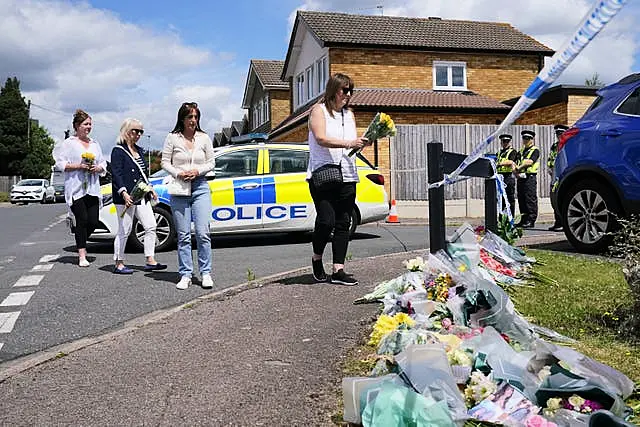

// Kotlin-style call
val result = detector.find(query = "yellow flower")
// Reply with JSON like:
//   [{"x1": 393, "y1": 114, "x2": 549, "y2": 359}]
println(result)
[
  {"x1": 81, "y1": 152, "x2": 96, "y2": 161},
  {"x1": 368, "y1": 313, "x2": 415, "y2": 346},
  {"x1": 546, "y1": 397, "x2": 562, "y2": 410},
  {"x1": 568, "y1": 395, "x2": 585, "y2": 411}
]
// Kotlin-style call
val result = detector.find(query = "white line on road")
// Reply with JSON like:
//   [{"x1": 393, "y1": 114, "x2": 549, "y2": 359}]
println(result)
[
  {"x1": 31, "y1": 264, "x2": 54, "y2": 272},
  {"x1": 39, "y1": 254, "x2": 60, "y2": 263},
  {"x1": 13, "y1": 275, "x2": 44, "y2": 287},
  {"x1": 0, "y1": 312, "x2": 20, "y2": 333},
  {"x1": 0, "y1": 343, "x2": 3, "y2": 351},
  {"x1": 0, "y1": 291, "x2": 35, "y2": 307}
]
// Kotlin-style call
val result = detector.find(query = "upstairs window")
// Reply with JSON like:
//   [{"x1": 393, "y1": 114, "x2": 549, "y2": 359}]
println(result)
[
  {"x1": 433, "y1": 61, "x2": 467, "y2": 91},
  {"x1": 295, "y1": 73, "x2": 305, "y2": 107}
]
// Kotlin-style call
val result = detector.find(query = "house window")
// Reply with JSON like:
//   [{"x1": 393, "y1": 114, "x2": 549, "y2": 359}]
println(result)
[
  {"x1": 316, "y1": 56, "x2": 328, "y2": 93},
  {"x1": 305, "y1": 66, "x2": 314, "y2": 100},
  {"x1": 252, "y1": 106, "x2": 258, "y2": 129},
  {"x1": 256, "y1": 102, "x2": 262, "y2": 126},
  {"x1": 262, "y1": 95, "x2": 269, "y2": 123},
  {"x1": 295, "y1": 73, "x2": 305, "y2": 107},
  {"x1": 433, "y1": 61, "x2": 467, "y2": 91}
]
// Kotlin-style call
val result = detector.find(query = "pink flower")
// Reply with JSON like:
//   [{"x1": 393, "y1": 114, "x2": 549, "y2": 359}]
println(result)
[
  {"x1": 526, "y1": 415, "x2": 557, "y2": 427},
  {"x1": 442, "y1": 318, "x2": 452, "y2": 329}
]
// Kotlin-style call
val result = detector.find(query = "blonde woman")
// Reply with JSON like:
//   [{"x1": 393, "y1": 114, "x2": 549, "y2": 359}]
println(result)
[
  {"x1": 52, "y1": 109, "x2": 107, "y2": 267},
  {"x1": 110, "y1": 118, "x2": 166, "y2": 274},
  {"x1": 161, "y1": 103, "x2": 215, "y2": 290}
]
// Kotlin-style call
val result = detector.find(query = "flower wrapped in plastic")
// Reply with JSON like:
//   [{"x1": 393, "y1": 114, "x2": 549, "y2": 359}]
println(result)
[
  {"x1": 80, "y1": 152, "x2": 96, "y2": 190},
  {"x1": 348, "y1": 112, "x2": 396, "y2": 156},
  {"x1": 120, "y1": 179, "x2": 154, "y2": 218}
]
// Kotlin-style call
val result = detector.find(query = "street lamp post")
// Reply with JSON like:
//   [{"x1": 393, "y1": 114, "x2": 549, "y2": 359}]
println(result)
[{"x1": 147, "y1": 135, "x2": 151, "y2": 168}]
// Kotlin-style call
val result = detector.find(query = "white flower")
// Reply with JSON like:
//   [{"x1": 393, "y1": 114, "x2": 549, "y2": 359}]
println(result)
[
  {"x1": 568, "y1": 395, "x2": 585, "y2": 411},
  {"x1": 403, "y1": 256, "x2": 426, "y2": 272},
  {"x1": 537, "y1": 365, "x2": 552, "y2": 382},
  {"x1": 546, "y1": 397, "x2": 562, "y2": 411}
]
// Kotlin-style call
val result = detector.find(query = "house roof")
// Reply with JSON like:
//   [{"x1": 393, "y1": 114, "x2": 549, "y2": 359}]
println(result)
[
  {"x1": 283, "y1": 11, "x2": 554, "y2": 79},
  {"x1": 252, "y1": 60, "x2": 288, "y2": 89},
  {"x1": 242, "y1": 60, "x2": 288, "y2": 109},
  {"x1": 269, "y1": 88, "x2": 510, "y2": 139}
]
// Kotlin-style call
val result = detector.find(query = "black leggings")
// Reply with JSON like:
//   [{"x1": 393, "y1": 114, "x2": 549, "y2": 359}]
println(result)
[
  {"x1": 309, "y1": 181, "x2": 356, "y2": 265},
  {"x1": 70, "y1": 195, "x2": 100, "y2": 250}
]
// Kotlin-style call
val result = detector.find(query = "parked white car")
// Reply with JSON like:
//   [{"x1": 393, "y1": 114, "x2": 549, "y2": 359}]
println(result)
[{"x1": 10, "y1": 179, "x2": 55, "y2": 204}]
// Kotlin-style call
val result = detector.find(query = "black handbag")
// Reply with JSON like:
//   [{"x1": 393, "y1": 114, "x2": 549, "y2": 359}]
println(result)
[{"x1": 311, "y1": 163, "x2": 343, "y2": 189}]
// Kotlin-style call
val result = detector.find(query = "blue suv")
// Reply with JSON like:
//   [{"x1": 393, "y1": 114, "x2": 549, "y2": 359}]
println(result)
[{"x1": 553, "y1": 73, "x2": 640, "y2": 253}]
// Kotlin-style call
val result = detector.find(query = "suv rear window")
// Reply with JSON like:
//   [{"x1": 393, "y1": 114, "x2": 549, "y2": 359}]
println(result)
[{"x1": 616, "y1": 88, "x2": 640, "y2": 116}]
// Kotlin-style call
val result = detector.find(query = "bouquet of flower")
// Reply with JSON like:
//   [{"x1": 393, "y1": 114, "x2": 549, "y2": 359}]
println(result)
[
  {"x1": 348, "y1": 112, "x2": 397, "y2": 156},
  {"x1": 543, "y1": 395, "x2": 604, "y2": 417},
  {"x1": 120, "y1": 179, "x2": 154, "y2": 218},
  {"x1": 80, "y1": 152, "x2": 96, "y2": 190}
]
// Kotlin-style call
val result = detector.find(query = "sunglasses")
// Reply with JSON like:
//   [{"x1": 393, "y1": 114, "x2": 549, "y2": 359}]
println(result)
[
  {"x1": 182, "y1": 102, "x2": 198, "y2": 108},
  {"x1": 131, "y1": 129, "x2": 144, "y2": 136},
  {"x1": 341, "y1": 87, "x2": 353, "y2": 96}
]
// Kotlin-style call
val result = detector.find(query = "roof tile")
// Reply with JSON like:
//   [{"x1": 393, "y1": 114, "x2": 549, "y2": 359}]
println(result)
[{"x1": 251, "y1": 60, "x2": 289, "y2": 89}]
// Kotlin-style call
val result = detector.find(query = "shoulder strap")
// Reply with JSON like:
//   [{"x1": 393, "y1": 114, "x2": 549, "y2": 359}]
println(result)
[{"x1": 115, "y1": 145, "x2": 149, "y2": 184}]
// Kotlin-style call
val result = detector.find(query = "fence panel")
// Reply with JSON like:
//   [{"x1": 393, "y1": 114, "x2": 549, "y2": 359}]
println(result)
[
  {"x1": 393, "y1": 124, "x2": 555, "y2": 201},
  {"x1": 0, "y1": 176, "x2": 21, "y2": 193}
]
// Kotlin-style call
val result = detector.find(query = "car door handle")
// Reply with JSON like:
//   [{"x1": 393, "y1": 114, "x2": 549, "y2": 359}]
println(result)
[
  {"x1": 239, "y1": 183, "x2": 260, "y2": 190},
  {"x1": 602, "y1": 129, "x2": 622, "y2": 137}
]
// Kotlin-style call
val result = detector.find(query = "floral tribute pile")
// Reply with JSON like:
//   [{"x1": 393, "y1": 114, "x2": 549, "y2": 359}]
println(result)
[{"x1": 343, "y1": 224, "x2": 635, "y2": 427}]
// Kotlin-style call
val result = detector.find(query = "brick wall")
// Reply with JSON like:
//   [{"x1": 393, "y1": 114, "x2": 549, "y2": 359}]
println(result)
[
  {"x1": 270, "y1": 89, "x2": 291, "y2": 130},
  {"x1": 567, "y1": 95, "x2": 596, "y2": 125},
  {"x1": 515, "y1": 103, "x2": 568, "y2": 125},
  {"x1": 329, "y1": 48, "x2": 540, "y2": 101}
]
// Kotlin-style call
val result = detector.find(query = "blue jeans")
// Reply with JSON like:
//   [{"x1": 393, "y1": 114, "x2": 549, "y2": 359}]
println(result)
[{"x1": 170, "y1": 177, "x2": 212, "y2": 278}]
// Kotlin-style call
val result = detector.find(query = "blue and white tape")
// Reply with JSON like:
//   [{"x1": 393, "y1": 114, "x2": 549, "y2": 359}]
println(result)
[{"x1": 436, "y1": 0, "x2": 627, "y2": 187}]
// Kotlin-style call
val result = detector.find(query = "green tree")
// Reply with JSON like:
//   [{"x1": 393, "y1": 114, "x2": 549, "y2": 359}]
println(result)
[
  {"x1": 585, "y1": 72, "x2": 604, "y2": 87},
  {"x1": 149, "y1": 150, "x2": 162, "y2": 174},
  {"x1": 20, "y1": 122, "x2": 55, "y2": 178},
  {"x1": 0, "y1": 77, "x2": 29, "y2": 175}
]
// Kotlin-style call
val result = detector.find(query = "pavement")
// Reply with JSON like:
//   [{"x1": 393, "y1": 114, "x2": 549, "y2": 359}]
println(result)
[{"x1": 0, "y1": 222, "x2": 568, "y2": 426}]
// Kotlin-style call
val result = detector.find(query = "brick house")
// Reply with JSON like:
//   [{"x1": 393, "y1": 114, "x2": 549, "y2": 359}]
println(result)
[
  {"x1": 241, "y1": 59, "x2": 291, "y2": 135},
  {"x1": 263, "y1": 11, "x2": 555, "y2": 193}
]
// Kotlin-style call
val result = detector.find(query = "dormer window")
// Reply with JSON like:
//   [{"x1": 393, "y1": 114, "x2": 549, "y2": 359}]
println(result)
[{"x1": 433, "y1": 61, "x2": 467, "y2": 91}]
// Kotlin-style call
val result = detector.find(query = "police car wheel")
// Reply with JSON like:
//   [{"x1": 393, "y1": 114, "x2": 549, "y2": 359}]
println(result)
[
  {"x1": 129, "y1": 206, "x2": 176, "y2": 252},
  {"x1": 349, "y1": 208, "x2": 359, "y2": 237},
  {"x1": 561, "y1": 179, "x2": 619, "y2": 254}
]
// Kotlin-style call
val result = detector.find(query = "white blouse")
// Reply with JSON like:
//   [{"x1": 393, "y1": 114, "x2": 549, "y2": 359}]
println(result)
[
  {"x1": 307, "y1": 105, "x2": 359, "y2": 183},
  {"x1": 52, "y1": 137, "x2": 107, "y2": 206},
  {"x1": 161, "y1": 131, "x2": 215, "y2": 178}
]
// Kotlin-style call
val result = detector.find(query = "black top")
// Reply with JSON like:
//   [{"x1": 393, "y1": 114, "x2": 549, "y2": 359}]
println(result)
[{"x1": 110, "y1": 143, "x2": 149, "y2": 205}]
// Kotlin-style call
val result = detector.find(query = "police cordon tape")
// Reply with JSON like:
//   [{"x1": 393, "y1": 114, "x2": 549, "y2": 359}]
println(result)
[{"x1": 427, "y1": 0, "x2": 628, "y2": 214}]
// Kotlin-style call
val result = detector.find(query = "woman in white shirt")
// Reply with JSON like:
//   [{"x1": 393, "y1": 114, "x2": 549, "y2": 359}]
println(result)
[
  {"x1": 307, "y1": 73, "x2": 369, "y2": 286},
  {"x1": 161, "y1": 102, "x2": 215, "y2": 290},
  {"x1": 52, "y1": 109, "x2": 107, "y2": 267}
]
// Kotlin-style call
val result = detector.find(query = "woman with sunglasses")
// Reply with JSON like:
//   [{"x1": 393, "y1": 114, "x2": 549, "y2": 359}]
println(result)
[
  {"x1": 110, "y1": 118, "x2": 166, "y2": 274},
  {"x1": 161, "y1": 102, "x2": 215, "y2": 290},
  {"x1": 307, "y1": 73, "x2": 370, "y2": 286},
  {"x1": 53, "y1": 109, "x2": 107, "y2": 267}
]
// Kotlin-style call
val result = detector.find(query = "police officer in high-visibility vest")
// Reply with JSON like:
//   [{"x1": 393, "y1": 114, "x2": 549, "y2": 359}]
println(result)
[
  {"x1": 548, "y1": 124, "x2": 569, "y2": 231},
  {"x1": 496, "y1": 134, "x2": 519, "y2": 217},
  {"x1": 515, "y1": 129, "x2": 540, "y2": 228}
]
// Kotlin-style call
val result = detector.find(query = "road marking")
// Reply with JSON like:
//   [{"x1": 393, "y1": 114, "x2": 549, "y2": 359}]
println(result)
[
  {"x1": 31, "y1": 264, "x2": 54, "y2": 272},
  {"x1": 0, "y1": 343, "x2": 3, "y2": 351},
  {"x1": 0, "y1": 312, "x2": 20, "y2": 333},
  {"x1": 0, "y1": 256, "x2": 15, "y2": 265},
  {"x1": 0, "y1": 291, "x2": 35, "y2": 307},
  {"x1": 13, "y1": 275, "x2": 44, "y2": 287},
  {"x1": 39, "y1": 254, "x2": 60, "y2": 263}
]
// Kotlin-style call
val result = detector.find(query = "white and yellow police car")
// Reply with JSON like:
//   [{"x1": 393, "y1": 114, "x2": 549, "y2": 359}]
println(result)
[{"x1": 93, "y1": 142, "x2": 389, "y2": 251}]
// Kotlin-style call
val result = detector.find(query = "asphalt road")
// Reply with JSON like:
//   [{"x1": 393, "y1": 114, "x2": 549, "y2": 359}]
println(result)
[{"x1": 0, "y1": 202, "x2": 564, "y2": 363}]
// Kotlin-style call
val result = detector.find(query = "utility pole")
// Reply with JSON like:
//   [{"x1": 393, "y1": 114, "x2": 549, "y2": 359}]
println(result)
[{"x1": 147, "y1": 135, "x2": 151, "y2": 168}]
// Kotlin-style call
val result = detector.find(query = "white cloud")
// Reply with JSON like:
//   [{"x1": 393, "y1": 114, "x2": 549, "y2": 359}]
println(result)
[
  {"x1": 0, "y1": 0, "x2": 245, "y2": 154},
  {"x1": 291, "y1": 0, "x2": 639, "y2": 85}
]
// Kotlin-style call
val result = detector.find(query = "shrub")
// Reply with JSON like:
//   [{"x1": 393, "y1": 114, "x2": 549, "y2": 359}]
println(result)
[{"x1": 0, "y1": 192, "x2": 8, "y2": 202}]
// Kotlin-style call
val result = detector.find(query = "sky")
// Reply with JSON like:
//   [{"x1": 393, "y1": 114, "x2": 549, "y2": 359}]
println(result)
[{"x1": 1, "y1": 0, "x2": 639, "y2": 157}]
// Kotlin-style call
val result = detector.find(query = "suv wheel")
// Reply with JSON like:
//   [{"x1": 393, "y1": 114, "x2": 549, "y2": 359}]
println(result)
[
  {"x1": 129, "y1": 206, "x2": 176, "y2": 252},
  {"x1": 561, "y1": 180, "x2": 619, "y2": 253}
]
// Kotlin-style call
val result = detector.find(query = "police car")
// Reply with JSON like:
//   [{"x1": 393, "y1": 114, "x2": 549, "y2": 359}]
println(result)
[{"x1": 93, "y1": 143, "x2": 389, "y2": 251}]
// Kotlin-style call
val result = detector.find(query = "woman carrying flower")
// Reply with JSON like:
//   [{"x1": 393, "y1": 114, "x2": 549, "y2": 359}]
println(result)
[
  {"x1": 307, "y1": 73, "x2": 371, "y2": 286},
  {"x1": 110, "y1": 118, "x2": 166, "y2": 274},
  {"x1": 52, "y1": 109, "x2": 107, "y2": 267},
  {"x1": 161, "y1": 102, "x2": 215, "y2": 290}
]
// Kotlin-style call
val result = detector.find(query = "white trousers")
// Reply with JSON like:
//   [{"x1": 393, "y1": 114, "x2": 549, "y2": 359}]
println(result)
[{"x1": 114, "y1": 199, "x2": 156, "y2": 261}]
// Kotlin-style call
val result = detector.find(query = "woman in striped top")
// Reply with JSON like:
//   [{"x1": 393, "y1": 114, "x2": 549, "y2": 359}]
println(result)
[{"x1": 110, "y1": 118, "x2": 166, "y2": 274}]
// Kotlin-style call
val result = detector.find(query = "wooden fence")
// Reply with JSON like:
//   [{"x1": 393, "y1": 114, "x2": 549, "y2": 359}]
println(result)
[
  {"x1": 390, "y1": 124, "x2": 556, "y2": 201},
  {"x1": 0, "y1": 176, "x2": 21, "y2": 193}
]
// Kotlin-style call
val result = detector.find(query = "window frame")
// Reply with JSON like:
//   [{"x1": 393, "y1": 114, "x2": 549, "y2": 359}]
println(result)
[
  {"x1": 267, "y1": 148, "x2": 309, "y2": 175},
  {"x1": 615, "y1": 88, "x2": 640, "y2": 117},
  {"x1": 214, "y1": 149, "x2": 260, "y2": 179},
  {"x1": 295, "y1": 73, "x2": 305, "y2": 107},
  {"x1": 432, "y1": 61, "x2": 467, "y2": 91}
]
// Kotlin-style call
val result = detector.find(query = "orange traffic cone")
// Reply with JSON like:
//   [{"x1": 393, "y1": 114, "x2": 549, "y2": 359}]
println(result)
[{"x1": 386, "y1": 199, "x2": 400, "y2": 223}]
